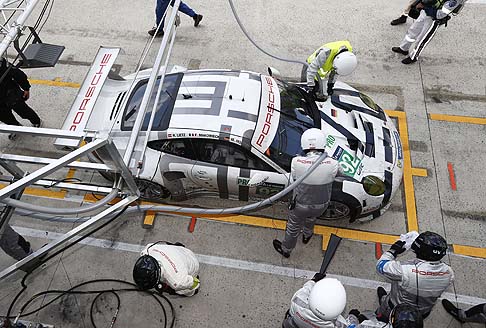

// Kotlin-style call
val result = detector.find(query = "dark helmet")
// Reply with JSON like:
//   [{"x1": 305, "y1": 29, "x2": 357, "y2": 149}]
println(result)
[
  {"x1": 411, "y1": 231, "x2": 447, "y2": 261},
  {"x1": 133, "y1": 255, "x2": 160, "y2": 290},
  {"x1": 390, "y1": 304, "x2": 423, "y2": 328}
]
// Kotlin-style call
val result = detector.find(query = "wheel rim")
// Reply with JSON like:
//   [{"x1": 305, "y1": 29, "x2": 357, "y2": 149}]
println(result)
[{"x1": 322, "y1": 201, "x2": 351, "y2": 220}]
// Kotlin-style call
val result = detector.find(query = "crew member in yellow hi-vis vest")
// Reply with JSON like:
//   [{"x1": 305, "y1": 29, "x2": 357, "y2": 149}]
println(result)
[{"x1": 302, "y1": 40, "x2": 357, "y2": 99}]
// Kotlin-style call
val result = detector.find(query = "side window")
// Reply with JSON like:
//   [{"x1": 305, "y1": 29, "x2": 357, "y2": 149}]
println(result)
[
  {"x1": 193, "y1": 140, "x2": 274, "y2": 171},
  {"x1": 147, "y1": 139, "x2": 196, "y2": 160}
]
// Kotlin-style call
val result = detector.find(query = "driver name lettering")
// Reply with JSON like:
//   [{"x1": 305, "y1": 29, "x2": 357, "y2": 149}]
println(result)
[
  {"x1": 256, "y1": 77, "x2": 276, "y2": 147},
  {"x1": 70, "y1": 52, "x2": 113, "y2": 131}
]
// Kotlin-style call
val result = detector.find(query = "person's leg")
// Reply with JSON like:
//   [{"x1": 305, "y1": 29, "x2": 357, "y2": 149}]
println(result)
[
  {"x1": 463, "y1": 303, "x2": 486, "y2": 323},
  {"x1": 156, "y1": 0, "x2": 171, "y2": 27},
  {"x1": 12, "y1": 101, "x2": 40, "y2": 126},
  {"x1": 281, "y1": 206, "x2": 307, "y2": 253},
  {"x1": 399, "y1": 10, "x2": 427, "y2": 52},
  {"x1": 0, "y1": 105, "x2": 22, "y2": 126},
  {"x1": 409, "y1": 16, "x2": 439, "y2": 61},
  {"x1": 302, "y1": 207, "x2": 326, "y2": 241},
  {"x1": 174, "y1": 0, "x2": 196, "y2": 18},
  {"x1": 0, "y1": 225, "x2": 32, "y2": 261},
  {"x1": 375, "y1": 294, "x2": 392, "y2": 323}
]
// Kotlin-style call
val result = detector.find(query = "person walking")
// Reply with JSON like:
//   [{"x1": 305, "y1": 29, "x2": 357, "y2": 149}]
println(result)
[
  {"x1": 148, "y1": 0, "x2": 203, "y2": 37},
  {"x1": 273, "y1": 128, "x2": 342, "y2": 258},
  {"x1": 391, "y1": 0, "x2": 466, "y2": 64},
  {"x1": 0, "y1": 58, "x2": 42, "y2": 140},
  {"x1": 303, "y1": 41, "x2": 357, "y2": 100},
  {"x1": 133, "y1": 241, "x2": 200, "y2": 296},
  {"x1": 375, "y1": 231, "x2": 454, "y2": 321}
]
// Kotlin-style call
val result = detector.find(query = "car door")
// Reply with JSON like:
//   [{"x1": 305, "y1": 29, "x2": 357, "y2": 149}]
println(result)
[{"x1": 190, "y1": 139, "x2": 287, "y2": 201}]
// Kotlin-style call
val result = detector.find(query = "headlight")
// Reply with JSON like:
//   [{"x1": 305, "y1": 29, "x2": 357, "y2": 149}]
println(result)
[{"x1": 362, "y1": 175, "x2": 386, "y2": 196}]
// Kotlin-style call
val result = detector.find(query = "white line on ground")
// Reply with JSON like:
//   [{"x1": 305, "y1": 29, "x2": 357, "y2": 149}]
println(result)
[
  {"x1": 468, "y1": 0, "x2": 486, "y2": 3},
  {"x1": 13, "y1": 226, "x2": 486, "y2": 305}
]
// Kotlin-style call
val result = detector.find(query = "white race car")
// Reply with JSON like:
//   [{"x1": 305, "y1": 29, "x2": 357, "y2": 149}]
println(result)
[{"x1": 56, "y1": 48, "x2": 403, "y2": 221}]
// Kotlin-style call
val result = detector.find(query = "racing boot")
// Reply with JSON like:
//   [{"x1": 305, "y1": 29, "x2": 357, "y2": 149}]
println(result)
[
  {"x1": 442, "y1": 299, "x2": 466, "y2": 323},
  {"x1": 302, "y1": 234, "x2": 313, "y2": 244},
  {"x1": 391, "y1": 15, "x2": 407, "y2": 25},
  {"x1": 392, "y1": 46, "x2": 408, "y2": 56},
  {"x1": 377, "y1": 286, "x2": 387, "y2": 305},
  {"x1": 193, "y1": 14, "x2": 203, "y2": 27},
  {"x1": 402, "y1": 57, "x2": 417, "y2": 65},
  {"x1": 148, "y1": 28, "x2": 164, "y2": 37},
  {"x1": 273, "y1": 239, "x2": 290, "y2": 258}
]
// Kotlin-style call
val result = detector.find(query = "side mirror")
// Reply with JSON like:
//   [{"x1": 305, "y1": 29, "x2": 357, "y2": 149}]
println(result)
[
  {"x1": 247, "y1": 173, "x2": 269, "y2": 187},
  {"x1": 267, "y1": 67, "x2": 282, "y2": 80}
]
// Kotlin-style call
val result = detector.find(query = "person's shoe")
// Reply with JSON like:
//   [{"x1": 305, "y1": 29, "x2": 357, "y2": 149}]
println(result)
[
  {"x1": 377, "y1": 286, "x2": 387, "y2": 305},
  {"x1": 193, "y1": 14, "x2": 203, "y2": 27},
  {"x1": 402, "y1": 57, "x2": 417, "y2": 65},
  {"x1": 8, "y1": 133, "x2": 17, "y2": 141},
  {"x1": 302, "y1": 234, "x2": 313, "y2": 244},
  {"x1": 273, "y1": 239, "x2": 290, "y2": 258},
  {"x1": 391, "y1": 15, "x2": 407, "y2": 25},
  {"x1": 392, "y1": 46, "x2": 408, "y2": 56},
  {"x1": 148, "y1": 28, "x2": 164, "y2": 37},
  {"x1": 442, "y1": 299, "x2": 465, "y2": 323},
  {"x1": 33, "y1": 119, "x2": 42, "y2": 128}
]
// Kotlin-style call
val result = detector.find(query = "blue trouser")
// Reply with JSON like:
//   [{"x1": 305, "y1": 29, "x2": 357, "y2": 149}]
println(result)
[{"x1": 156, "y1": 0, "x2": 196, "y2": 26}]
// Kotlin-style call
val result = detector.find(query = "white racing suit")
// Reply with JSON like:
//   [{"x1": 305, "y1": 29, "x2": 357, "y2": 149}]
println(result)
[
  {"x1": 399, "y1": 0, "x2": 465, "y2": 60},
  {"x1": 283, "y1": 280, "x2": 350, "y2": 328},
  {"x1": 141, "y1": 242, "x2": 200, "y2": 296},
  {"x1": 375, "y1": 250, "x2": 454, "y2": 319},
  {"x1": 281, "y1": 152, "x2": 342, "y2": 253}
]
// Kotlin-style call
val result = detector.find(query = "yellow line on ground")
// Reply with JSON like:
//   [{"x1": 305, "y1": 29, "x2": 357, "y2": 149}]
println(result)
[
  {"x1": 453, "y1": 245, "x2": 486, "y2": 259},
  {"x1": 411, "y1": 168, "x2": 428, "y2": 177},
  {"x1": 429, "y1": 113, "x2": 486, "y2": 125},
  {"x1": 143, "y1": 211, "x2": 156, "y2": 227},
  {"x1": 28, "y1": 79, "x2": 80, "y2": 88},
  {"x1": 386, "y1": 111, "x2": 419, "y2": 231}
]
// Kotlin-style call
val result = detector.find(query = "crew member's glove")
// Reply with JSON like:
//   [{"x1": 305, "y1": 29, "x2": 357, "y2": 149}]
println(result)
[
  {"x1": 389, "y1": 240, "x2": 407, "y2": 257},
  {"x1": 437, "y1": 15, "x2": 451, "y2": 26},
  {"x1": 349, "y1": 309, "x2": 368, "y2": 323},
  {"x1": 312, "y1": 272, "x2": 326, "y2": 282},
  {"x1": 327, "y1": 82, "x2": 335, "y2": 96}
]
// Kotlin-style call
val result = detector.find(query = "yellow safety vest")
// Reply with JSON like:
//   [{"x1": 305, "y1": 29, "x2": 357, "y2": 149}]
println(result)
[{"x1": 306, "y1": 40, "x2": 353, "y2": 79}]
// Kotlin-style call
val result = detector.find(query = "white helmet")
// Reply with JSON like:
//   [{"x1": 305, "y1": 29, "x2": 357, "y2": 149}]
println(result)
[
  {"x1": 301, "y1": 128, "x2": 326, "y2": 151},
  {"x1": 333, "y1": 51, "x2": 357, "y2": 76},
  {"x1": 308, "y1": 278, "x2": 347, "y2": 320}
]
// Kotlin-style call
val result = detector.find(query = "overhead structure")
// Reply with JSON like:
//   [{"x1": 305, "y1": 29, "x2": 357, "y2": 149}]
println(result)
[
  {"x1": 0, "y1": 0, "x2": 184, "y2": 281},
  {"x1": 0, "y1": 0, "x2": 64, "y2": 67}
]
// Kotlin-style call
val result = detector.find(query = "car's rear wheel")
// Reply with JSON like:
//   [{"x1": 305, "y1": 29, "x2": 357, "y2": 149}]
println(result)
[{"x1": 135, "y1": 179, "x2": 171, "y2": 202}]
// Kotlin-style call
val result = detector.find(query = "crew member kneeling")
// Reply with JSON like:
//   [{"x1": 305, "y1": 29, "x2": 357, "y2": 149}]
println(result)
[{"x1": 133, "y1": 241, "x2": 200, "y2": 296}]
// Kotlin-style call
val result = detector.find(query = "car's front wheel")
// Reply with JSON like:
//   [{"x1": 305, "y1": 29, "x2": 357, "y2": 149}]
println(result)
[{"x1": 135, "y1": 179, "x2": 171, "y2": 202}]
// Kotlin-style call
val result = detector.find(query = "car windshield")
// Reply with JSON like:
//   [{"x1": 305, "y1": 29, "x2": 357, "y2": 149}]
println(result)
[
  {"x1": 122, "y1": 73, "x2": 182, "y2": 131},
  {"x1": 266, "y1": 81, "x2": 319, "y2": 172}
]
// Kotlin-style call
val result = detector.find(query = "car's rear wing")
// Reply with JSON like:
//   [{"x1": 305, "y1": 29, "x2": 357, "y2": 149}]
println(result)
[{"x1": 54, "y1": 47, "x2": 120, "y2": 150}]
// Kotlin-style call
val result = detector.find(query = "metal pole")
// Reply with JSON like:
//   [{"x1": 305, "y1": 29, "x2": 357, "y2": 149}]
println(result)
[
  {"x1": 0, "y1": 195, "x2": 137, "y2": 281},
  {"x1": 0, "y1": 138, "x2": 108, "y2": 200},
  {"x1": 0, "y1": 0, "x2": 42, "y2": 58},
  {"x1": 122, "y1": 0, "x2": 182, "y2": 166}
]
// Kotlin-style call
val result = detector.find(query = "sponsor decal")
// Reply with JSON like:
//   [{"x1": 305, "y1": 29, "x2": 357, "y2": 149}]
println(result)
[
  {"x1": 356, "y1": 162, "x2": 364, "y2": 176},
  {"x1": 393, "y1": 131, "x2": 403, "y2": 160},
  {"x1": 326, "y1": 135, "x2": 336, "y2": 148},
  {"x1": 251, "y1": 76, "x2": 280, "y2": 151},
  {"x1": 237, "y1": 177, "x2": 284, "y2": 196},
  {"x1": 411, "y1": 269, "x2": 450, "y2": 276},
  {"x1": 152, "y1": 249, "x2": 178, "y2": 273},
  {"x1": 333, "y1": 146, "x2": 362, "y2": 177},
  {"x1": 68, "y1": 50, "x2": 118, "y2": 131},
  {"x1": 198, "y1": 133, "x2": 219, "y2": 139}
]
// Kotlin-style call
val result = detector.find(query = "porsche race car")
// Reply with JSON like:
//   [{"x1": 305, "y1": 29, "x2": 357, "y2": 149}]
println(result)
[{"x1": 56, "y1": 47, "x2": 404, "y2": 221}]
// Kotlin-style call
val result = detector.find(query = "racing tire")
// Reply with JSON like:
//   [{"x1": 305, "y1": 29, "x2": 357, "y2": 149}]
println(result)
[
  {"x1": 321, "y1": 201, "x2": 358, "y2": 221},
  {"x1": 135, "y1": 179, "x2": 171, "y2": 202}
]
